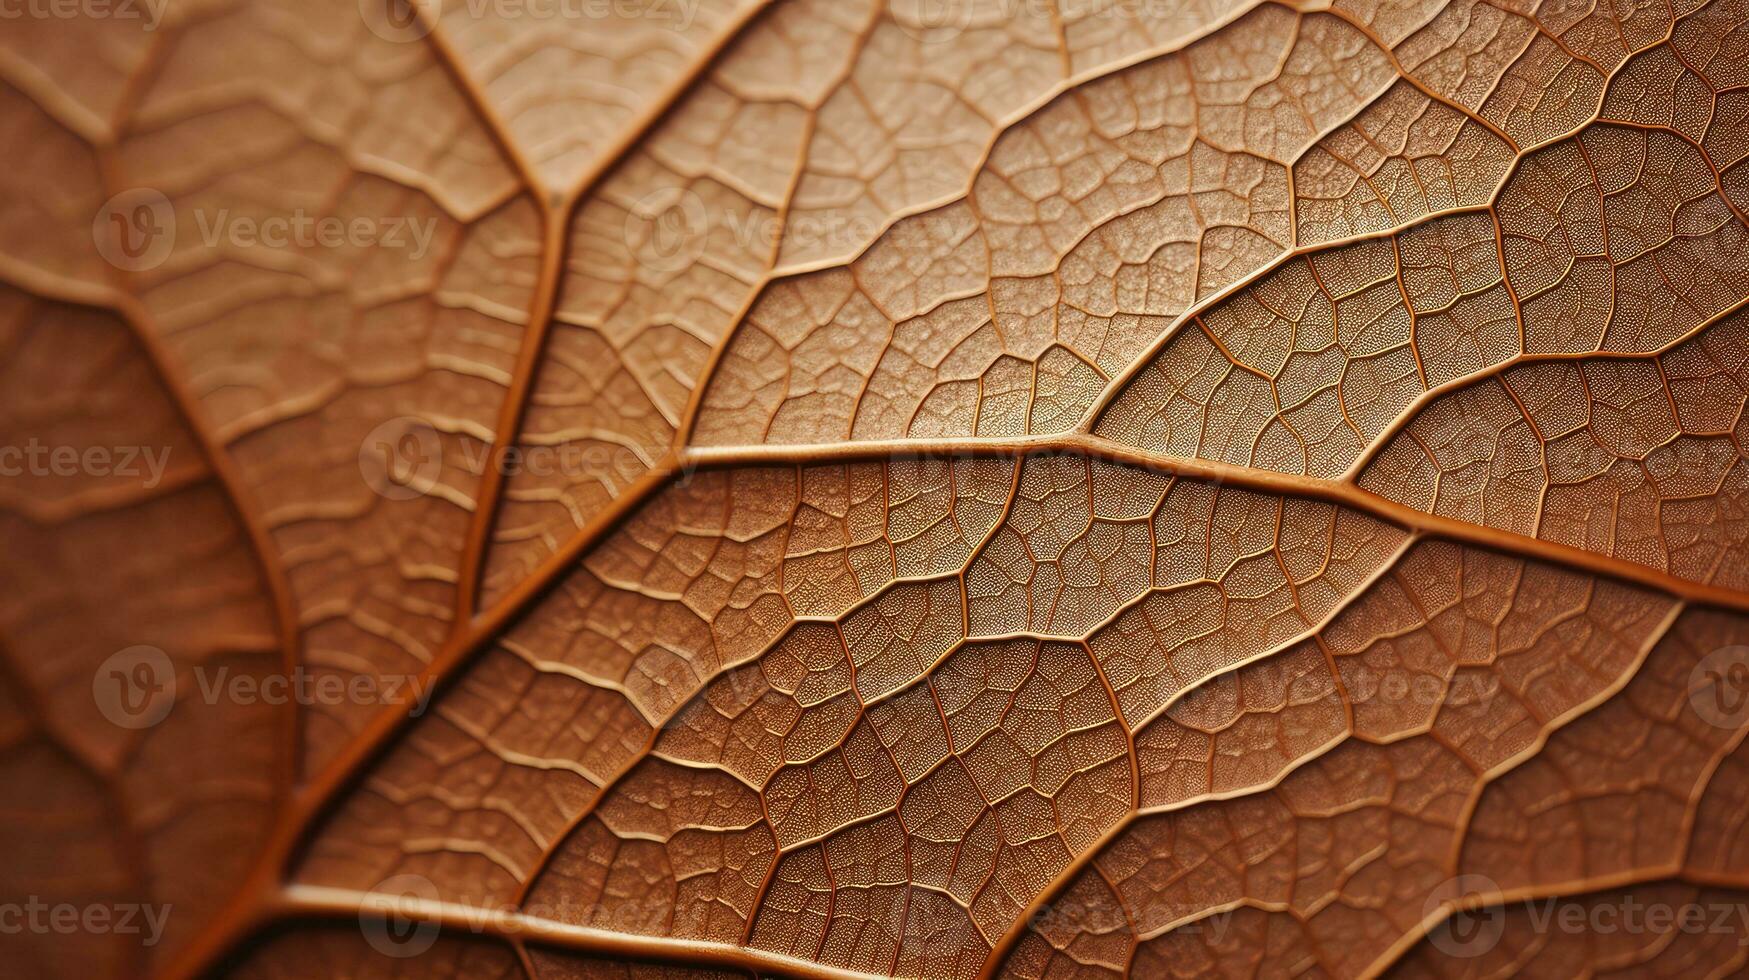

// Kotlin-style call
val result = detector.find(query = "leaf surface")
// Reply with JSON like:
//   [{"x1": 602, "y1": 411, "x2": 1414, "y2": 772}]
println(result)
[{"x1": 7, "y1": 1, "x2": 1749, "y2": 978}]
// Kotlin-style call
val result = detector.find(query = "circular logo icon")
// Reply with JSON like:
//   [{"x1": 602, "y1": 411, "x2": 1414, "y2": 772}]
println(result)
[
  {"x1": 93, "y1": 645, "x2": 176, "y2": 730},
  {"x1": 359, "y1": 417, "x2": 443, "y2": 501},
  {"x1": 93, "y1": 189, "x2": 175, "y2": 272},
  {"x1": 360, "y1": 873, "x2": 441, "y2": 958},
  {"x1": 624, "y1": 187, "x2": 709, "y2": 274},
  {"x1": 361, "y1": 0, "x2": 441, "y2": 43},
  {"x1": 1690, "y1": 645, "x2": 1749, "y2": 729},
  {"x1": 890, "y1": 0, "x2": 977, "y2": 44},
  {"x1": 1422, "y1": 873, "x2": 1505, "y2": 958}
]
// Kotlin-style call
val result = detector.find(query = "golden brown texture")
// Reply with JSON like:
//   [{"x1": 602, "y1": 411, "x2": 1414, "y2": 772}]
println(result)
[{"x1": 6, "y1": 1, "x2": 1749, "y2": 978}]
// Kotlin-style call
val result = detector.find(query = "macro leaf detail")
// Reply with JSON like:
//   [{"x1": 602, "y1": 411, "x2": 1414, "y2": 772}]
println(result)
[{"x1": 6, "y1": 0, "x2": 1749, "y2": 978}]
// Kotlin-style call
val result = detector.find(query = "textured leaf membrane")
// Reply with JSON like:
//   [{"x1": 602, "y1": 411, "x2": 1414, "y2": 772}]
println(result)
[{"x1": 7, "y1": 0, "x2": 1749, "y2": 977}]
